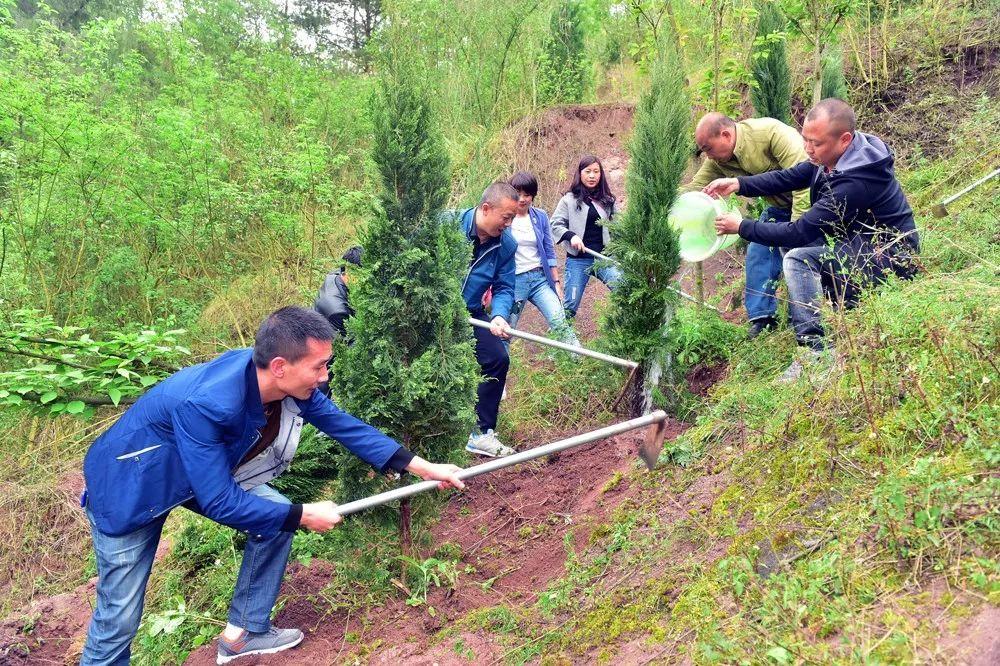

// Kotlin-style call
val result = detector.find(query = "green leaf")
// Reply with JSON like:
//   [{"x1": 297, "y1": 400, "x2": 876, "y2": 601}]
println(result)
[
  {"x1": 767, "y1": 646, "x2": 791, "y2": 664},
  {"x1": 39, "y1": 391, "x2": 58, "y2": 404},
  {"x1": 139, "y1": 376, "x2": 158, "y2": 387},
  {"x1": 108, "y1": 388, "x2": 122, "y2": 406},
  {"x1": 65, "y1": 401, "x2": 86, "y2": 414}
]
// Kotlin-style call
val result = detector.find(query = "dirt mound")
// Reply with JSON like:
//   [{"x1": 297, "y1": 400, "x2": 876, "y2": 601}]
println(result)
[
  {"x1": 0, "y1": 578, "x2": 94, "y2": 664},
  {"x1": 498, "y1": 103, "x2": 635, "y2": 213},
  {"x1": 854, "y1": 21, "x2": 1000, "y2": 162}
]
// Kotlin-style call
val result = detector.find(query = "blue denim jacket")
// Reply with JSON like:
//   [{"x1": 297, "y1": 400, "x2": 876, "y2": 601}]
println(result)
[
  {"x1": 83, "y1": 348, "x2": 404, "y2": 538},
  {"x1": 524, "y1": 206, "x2": 560, "y2": 290},
  {"x1": 458, "y1": 207, "x2": 516, "y2": 321}
]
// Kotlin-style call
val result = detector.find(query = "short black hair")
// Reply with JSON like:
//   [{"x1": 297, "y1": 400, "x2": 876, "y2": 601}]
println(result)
[
  {"x1": 509, "y1": 171, "x2": 538, "y2": 198},
  {"x1": 252, "y1": 306, "x2": 334, "y2": 368},
  {"x1": 806, "y1": 98, "x2": 857, "y2": 136},
  {"x1": 480, "y1": 181, "x2": 518, "y2": 206},
  {"x1": 341, "y1": 245, "x2": 363, "y2": 267}
]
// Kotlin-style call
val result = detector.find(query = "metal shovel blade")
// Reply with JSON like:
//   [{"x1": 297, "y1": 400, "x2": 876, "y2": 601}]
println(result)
[{"x1": 638, "y1": 420, "x2": 669, "y2": 470}]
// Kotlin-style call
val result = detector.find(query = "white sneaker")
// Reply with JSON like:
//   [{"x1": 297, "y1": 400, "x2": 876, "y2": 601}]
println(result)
[
  {"x1": 466, "y1": 429, "x2": 514, "y2": 457},
  {"x1": 501, "y1": 387, "x2": 508, "y2": 401}
]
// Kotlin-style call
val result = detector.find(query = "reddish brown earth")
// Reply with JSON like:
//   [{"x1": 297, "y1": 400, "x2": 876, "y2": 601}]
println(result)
[
  {"x1": 182, "y1": 421, "x2": 693, "y2": 666},
  {"x1": 0, "y1": 580, "x2": 95, "y2": 664}
]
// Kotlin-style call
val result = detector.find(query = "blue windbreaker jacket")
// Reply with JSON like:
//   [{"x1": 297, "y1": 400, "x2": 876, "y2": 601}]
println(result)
[
  {"x1": 458, "y1": 207, "x2": 517, "y2": 321},
  {"x1": 524, "y1": 206, "x2": 560, "y2": 290},
  {"x1": 83, "y1": 348, "x2": 405, "y2": 538}
]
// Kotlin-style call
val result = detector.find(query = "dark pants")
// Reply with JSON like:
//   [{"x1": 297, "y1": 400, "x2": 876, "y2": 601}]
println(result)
[
  {"x1": 471, "y1": 311, "x2": 509, "y2": 432},
  {"x1": 783, "y1": 233, "x2": 919, "y2": 350}
]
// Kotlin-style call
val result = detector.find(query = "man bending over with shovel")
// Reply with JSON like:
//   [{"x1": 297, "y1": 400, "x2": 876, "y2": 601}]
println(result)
[
  {"x1": 80, "y1": 306, "x2": 464, "y2": 664},
  {"x1": 455, "y1": 182, "x2": 519, "y2": 458}
]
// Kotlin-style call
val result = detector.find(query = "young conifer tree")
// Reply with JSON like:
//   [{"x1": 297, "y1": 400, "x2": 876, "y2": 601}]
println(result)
[
  {"x1": 820, "y1": 47, "x2": 849, "y2": 101},
  {"x1": 602, "y1": 33, "x2": 690, "y2": 416},
  {"x1": 538, "y1": 0, "x2": 590, "y2": 105},
  {"x1": 332, "y1": 37, "x2": 479, "y2": 546},
  {"x1": 751, "y1": 2, "x2": 792, "y2": 123}
]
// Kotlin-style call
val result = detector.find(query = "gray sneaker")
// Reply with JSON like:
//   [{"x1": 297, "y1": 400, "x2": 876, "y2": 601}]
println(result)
[
  {"x1": 217, "y1": 627, "x2": 304, "y2": 664},
  {"x1": 776, "y1": 348, "x2": 831, "y2": 384},
  {"x1": 466, "y1": 429, "x2": 514, "y2": 457}
]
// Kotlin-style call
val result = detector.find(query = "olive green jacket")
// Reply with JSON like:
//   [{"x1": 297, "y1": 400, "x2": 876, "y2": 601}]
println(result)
[{"x1": 687, "y1": 117, "x2": 810, "y2": 220}]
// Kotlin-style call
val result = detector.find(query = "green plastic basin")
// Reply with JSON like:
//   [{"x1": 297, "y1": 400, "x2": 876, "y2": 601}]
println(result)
[{"x1": 668, "y1": 191, "x2": 741, "y2": 262}]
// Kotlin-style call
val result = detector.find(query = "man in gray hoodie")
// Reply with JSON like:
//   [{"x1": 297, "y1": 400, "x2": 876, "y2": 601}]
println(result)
[{"x1": 710, "y1": 99, "x2": 920, "y2": 382}]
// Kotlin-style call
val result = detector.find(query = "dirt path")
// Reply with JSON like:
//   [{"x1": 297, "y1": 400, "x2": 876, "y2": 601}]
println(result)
[{"x1": 184, "y1": 421, "x2": 693, "y2": 666}]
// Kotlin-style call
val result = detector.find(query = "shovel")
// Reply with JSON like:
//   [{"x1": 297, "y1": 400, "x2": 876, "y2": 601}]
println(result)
[
  {"x1": 467, "y1": 317, "x2": 637, "y2": 370},
  {"x1": 332, "y1": 410, "x2": 671, "y2": 519},
  {"x1": 581, "y1": 247, "x2": 719, "y2": 312},
  {"x1": 931, "y1": 167, "x2": 1000, "y2": 217}
]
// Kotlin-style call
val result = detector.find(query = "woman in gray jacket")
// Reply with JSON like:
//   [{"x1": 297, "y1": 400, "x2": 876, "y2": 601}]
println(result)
[{"x1": 550, "y1": 155, "x2": 623, "y2": 318}]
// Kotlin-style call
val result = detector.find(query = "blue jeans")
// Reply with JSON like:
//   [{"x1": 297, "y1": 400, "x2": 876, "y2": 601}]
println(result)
[
  {"x1": 782, "y1": 233, "x2": 918, "y2": 350},
  {"x1": 563, "y1": 256, "x2": 623, "y2": 319},
  {"x1": 745, "y1": 206, "x2": 790, "y2": 322},
  {"x1": 508, "y1": 268, "x2": 579, "y2": 346},
  {"x1": 81, "y1": 484, "x2": 294, "y2": 665}
]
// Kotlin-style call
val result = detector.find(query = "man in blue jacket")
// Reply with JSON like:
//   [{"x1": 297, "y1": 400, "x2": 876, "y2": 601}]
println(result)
[
  {"x1": 80, "y1": 307, "x2": 464, "y2": 664},
  {"x1": 709, "y1": 99, "x2": 920, "y2": 382},
  {"x1": 457, "y1": 182, "x2": 518, "y2": 457}
]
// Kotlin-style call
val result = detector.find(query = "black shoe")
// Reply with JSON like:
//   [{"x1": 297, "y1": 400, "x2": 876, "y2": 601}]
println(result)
[{"x1": 748, "y1": 317, "x2": 778, "y2": 339}]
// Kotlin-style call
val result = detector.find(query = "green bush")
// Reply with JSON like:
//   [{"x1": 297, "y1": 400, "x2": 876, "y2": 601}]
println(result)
[{"x1": 332, "y1": 36, "x2": 478, "y2": 507}]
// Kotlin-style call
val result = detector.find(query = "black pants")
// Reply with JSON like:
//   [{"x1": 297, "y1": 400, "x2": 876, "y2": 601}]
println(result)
[{"x1": 471, "y1": 311, "x2": 509, "y2": 432}]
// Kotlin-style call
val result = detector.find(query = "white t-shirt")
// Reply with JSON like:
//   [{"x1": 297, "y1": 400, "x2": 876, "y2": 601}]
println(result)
[{"x1": 511, "y1": 214, "x2": 542, "y2": 275}]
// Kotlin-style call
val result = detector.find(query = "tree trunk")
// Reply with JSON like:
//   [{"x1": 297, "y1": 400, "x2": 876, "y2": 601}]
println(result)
[
  {"x1": 712, "y1": 0, "x2": 722, "y2": 109},
  {"x1": 695, "y1": 261, "x2": 705, "y2": 305},
  {"x1": 399, "y1": 495, "x2": 412, "y2": 583},
  {"x1": 813, "y1": 33, "x2": 823, "y2": 105}
]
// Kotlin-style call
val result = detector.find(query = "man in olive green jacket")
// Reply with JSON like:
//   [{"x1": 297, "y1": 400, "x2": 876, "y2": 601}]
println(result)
[{"x1": 686, "y1": 113, "x2": 809, "y2": 338}]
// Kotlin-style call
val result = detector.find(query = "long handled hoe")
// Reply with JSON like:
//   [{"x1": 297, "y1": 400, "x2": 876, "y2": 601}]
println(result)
[
  {"x1": 581, "y1": 247, "x2": 718, "y2": 312},
  {"x1": 931, "y1": 167, "x2": 1000, "y2": 217},
  {"x1": 467, "y1": 316, "x2": 643, "y2": 412},
  {"x1": 333, "y1": 411, "x2": 671, "y2": 520},
  {"x1": 467, "y1": 317, "x2": 637, "y2": 369}
]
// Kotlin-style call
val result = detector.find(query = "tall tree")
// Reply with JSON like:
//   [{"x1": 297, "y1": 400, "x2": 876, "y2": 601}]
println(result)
[
  {"x1": 780, "y1": 0, "x2": 857, "y2": 104},
  {"x1": 290, "y1": 0, "x2": 382, "y2": 67},
  {"x1": 602, "y1": 31, "x2": 689, "y2": 416},
  {"x1": 751, "y1": 1, "x2": 792, "y2": 123},
  {"x1": 537, "y1": 0, "x2": 590, "y2": 105},
  {"x1": 331, "y1": 34, "x2": 478, "y2": 552}
]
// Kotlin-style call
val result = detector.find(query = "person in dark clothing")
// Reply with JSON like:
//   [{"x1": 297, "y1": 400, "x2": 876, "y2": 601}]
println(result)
[
  {"x1": 79, "y1": 306, "x2": 464, "y2": 665},
  {"x1": 314, "y1": 245, "x2": 363, "y2": 338},
  {"x1": 549, "y1": 155, "x2": 623, "y2": 319},
  {"x1": 710, "y1": 98, "x2": 920, "y2": 382},
  {"x1": 454, "y1": 182, "x2": 519, "y2": 457}
]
